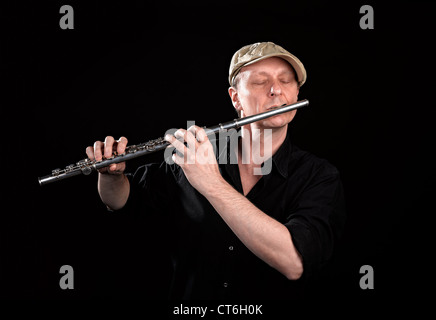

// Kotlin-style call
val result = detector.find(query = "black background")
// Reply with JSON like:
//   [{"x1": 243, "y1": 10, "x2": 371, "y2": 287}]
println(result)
[{"x1": 1, "y1": 0, "x2": 435, "y2": 313}]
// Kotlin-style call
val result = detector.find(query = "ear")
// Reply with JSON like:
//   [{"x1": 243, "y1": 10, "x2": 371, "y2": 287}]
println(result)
[{"x1": 228, "y1": 86, "x2": 242, "y2": 113}]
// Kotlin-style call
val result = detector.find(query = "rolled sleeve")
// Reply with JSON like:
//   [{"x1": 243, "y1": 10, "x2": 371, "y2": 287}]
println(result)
[{"x1": 285, "y1": 171, "x2": 346, "y2": 276}]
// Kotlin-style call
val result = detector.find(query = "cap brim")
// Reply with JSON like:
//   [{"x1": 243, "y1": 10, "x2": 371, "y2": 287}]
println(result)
[{"x1": 230, "y1": 53, "x2": 307, "y2": 87}]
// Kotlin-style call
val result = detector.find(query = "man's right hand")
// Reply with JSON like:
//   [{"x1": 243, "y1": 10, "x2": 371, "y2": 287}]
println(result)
[{"x1": 86, "y1": 136, "x2": 128, "y2": 175}]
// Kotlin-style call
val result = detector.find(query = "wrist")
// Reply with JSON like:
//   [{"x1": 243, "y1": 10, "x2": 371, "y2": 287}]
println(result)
[
  {"x1": 98, "y1": 171, "x2": 127, "y2": 185},
  {"x1": 201, "y1": 175, "x2": 232, "y2": 198}
]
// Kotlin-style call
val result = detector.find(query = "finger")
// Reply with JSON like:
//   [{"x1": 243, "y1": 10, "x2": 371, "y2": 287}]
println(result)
[
  {"x1": 108, "y1": 163, "x2": 118, "y2": 172},
  {"x1": 187, "y1": 125, "x2": 199, "y2": 141},
  {"x1": 174, "y1": 129, "x2": 186, "y2": 140},
  {"x1": 104, "y1": 136, "x2": 115, "y2": 159},
  {"x1": 116, "y1": 136, "x2": 128, "y2": 154},
  {"x1": 196, "y1": 127, "x2": 208, "y2": 143},
  {"x1": 86, "y1": 146, "x2": 95, "y2": 160},
  {"x1": 166, "y1": 133, "x2": 188, "y2": 156},
  {"x1": 180, "y1": 128, "x2": 197, "y2": 150},
  {"x1": 172, "y1": 152, "x2": 184, "y2": 166},
  {"x1": 93, "y1": 141, "x2": 104, "y2": 161},
  {"x1": 188, "y1": 125, "x2": 208, "y2": 143}
]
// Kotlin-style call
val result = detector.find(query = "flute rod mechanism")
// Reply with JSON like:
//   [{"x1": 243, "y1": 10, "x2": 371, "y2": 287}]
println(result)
[{"x1": 38, "y1": 99, "x2": 308, "y2": 186}]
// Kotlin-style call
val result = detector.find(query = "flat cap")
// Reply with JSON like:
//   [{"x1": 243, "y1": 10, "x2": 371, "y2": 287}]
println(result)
[{"x1": 229, "y1": 41, "x2": 307, "y2": 87}]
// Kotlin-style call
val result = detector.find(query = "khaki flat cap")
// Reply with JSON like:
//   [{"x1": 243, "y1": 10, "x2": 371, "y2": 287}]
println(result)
[{"x1": 229, "y1": 41, "x2": 307, "y2": 87}]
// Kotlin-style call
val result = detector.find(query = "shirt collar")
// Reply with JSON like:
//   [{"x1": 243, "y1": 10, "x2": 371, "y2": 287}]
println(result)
[
  {"x1": 223, "y1": 129, "x2": 292, "y2": 179},
  {"x1": 271, "y1": 130, "x2": 292, "y2": 178}
]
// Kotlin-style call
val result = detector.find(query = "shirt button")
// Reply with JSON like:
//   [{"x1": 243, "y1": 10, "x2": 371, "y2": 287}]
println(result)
[
  {"x1": 228, "y1": 246, "x2": 234, "y2": 251},
  {"x1": 223, "y1": 282, "x2": 228, "y2": 288}
]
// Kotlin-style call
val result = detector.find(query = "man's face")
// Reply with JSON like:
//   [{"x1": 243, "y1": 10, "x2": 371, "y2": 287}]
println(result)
[{"x1": 229, "y1": 57, "x2": 300, "y2": 129}]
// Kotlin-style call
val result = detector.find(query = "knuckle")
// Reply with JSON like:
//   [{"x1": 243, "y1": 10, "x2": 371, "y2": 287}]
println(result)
[
  {"x1": 187, "y1": 130, "x2": 195, "y2": 137},
  {"x1": 175, "y1": 129, "x2": 185, "y2": 137}
]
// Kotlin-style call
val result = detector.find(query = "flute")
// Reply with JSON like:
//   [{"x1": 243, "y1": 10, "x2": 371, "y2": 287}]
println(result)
[{"x1": 38, "y1": 99, "x2": 308, "y2": 186}]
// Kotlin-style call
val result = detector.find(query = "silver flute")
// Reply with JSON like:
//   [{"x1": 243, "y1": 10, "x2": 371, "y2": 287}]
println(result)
[{"x1": 38, "y1": 99, "x2": 309, "y2": 186}]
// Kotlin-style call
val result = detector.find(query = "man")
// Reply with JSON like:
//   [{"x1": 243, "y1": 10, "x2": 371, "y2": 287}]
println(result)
[{"x1": 86, "y1": 42, "x2": 346, "y2": 300}]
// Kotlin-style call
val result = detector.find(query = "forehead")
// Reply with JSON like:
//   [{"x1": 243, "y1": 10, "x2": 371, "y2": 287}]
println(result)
[{"x1": 240, "y1": 57, "x2": 295, "y2": 77}]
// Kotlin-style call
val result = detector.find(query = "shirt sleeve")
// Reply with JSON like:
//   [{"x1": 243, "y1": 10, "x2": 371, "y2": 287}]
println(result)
[{"x1": 284, "y1": 165, "x2": 346, "y2": 277}]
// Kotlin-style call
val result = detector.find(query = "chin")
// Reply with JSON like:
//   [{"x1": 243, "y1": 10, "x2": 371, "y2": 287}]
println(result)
[{"x1": 262, "y1": 111, "x2": 296, "y2": 128}]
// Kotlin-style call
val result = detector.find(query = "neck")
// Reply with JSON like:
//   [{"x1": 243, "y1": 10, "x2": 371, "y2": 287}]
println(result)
[{"x1": 238, "y1": 124, "x2": 288, "y2": 166}]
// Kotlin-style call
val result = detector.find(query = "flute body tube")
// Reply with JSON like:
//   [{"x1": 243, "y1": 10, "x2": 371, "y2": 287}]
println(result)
[{"x1": 38, "y1": 99, "x2": 308, "y2": 186}]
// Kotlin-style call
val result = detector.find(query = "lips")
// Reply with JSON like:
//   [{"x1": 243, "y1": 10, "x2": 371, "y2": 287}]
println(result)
[
  {"x1": 266, "y1": 103, "x2": 286, "y2": 111},
  {"x1": 267, "y1": 106, "x2": 279, "y2": 110}
]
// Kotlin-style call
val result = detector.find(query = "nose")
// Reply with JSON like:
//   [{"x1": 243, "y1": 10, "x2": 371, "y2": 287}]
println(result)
[{"x1": 269, "y1": 82, "x2": 282, "y2": 97}]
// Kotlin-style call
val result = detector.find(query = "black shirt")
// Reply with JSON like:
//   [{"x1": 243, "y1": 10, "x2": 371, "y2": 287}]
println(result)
[{"x1": 122, "y1": 131, "x2": 346, "y2": 300}]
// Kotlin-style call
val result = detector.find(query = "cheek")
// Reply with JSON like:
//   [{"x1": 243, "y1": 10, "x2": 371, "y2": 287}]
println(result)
[
  {"x1": 238, "y1": 91, "x2": 263, "y2": 113},
  {"x1": 286, "y1": 87, "x2": 299, "y2": 102}
]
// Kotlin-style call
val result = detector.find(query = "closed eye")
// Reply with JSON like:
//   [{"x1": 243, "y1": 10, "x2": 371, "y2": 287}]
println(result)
[{"x1": 252, "y1": 80, "x2": 267, "y2": 85}]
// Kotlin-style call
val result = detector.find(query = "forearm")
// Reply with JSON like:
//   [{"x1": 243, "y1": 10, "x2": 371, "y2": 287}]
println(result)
[
  {"x1": 204, "y1": 177, "x2": 303, "y2": 280},
  {"x1": 98, "y1": 173, "x2": 130, "y2": 211}
]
